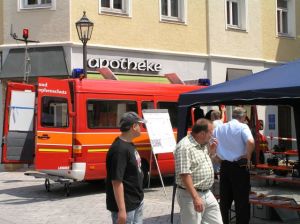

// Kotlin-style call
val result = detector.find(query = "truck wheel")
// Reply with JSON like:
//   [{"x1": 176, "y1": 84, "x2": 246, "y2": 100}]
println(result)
[
  {"x1": 141, "y1": 161, "x2": 149, "y2": 188},
  {"x1": 45, "y1": 179, "x2": 50, "y2": 192},
  {"x1": 64, "y1": 183, "x2": 71, "y2": 197}
]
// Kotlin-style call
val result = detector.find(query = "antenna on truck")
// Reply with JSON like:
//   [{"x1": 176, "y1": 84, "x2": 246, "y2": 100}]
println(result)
[{"x1": 10, "y1": 24, "x2": 39, "y2": 83}]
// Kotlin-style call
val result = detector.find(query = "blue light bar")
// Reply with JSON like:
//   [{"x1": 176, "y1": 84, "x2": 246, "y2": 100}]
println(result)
[
  {"x1": 198, "y1": 78, "x2": 211, "y2": 86},
  {"x1": 72, "y1": 68, "x2": 85, "y2": 78}
]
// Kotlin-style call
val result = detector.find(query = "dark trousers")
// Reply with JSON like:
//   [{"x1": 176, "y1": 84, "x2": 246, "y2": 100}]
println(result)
[{"x1": 220, "y1": 160, "x2": 250, "y2": 224}]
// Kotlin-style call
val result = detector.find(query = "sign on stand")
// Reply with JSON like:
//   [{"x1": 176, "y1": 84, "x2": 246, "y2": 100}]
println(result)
[{"x1": 142, "y1": 109, "x2": 176, "y2": 197}]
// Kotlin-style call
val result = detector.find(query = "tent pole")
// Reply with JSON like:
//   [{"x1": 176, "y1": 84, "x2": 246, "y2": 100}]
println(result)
[
  {"x1": 293, "y1": 105, "x2": 300, "y2": 175},
  {"x1": 170, "y1": 106, "x2": 189, "y2": 223}
]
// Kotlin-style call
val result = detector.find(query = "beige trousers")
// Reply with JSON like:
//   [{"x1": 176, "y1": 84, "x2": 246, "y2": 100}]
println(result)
[{"x1": 177, "y1": 188, "x2": 223, "y2": 224}]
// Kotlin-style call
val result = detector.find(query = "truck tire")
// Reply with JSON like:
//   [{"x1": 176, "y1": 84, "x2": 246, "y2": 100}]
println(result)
[{"x1": 141, "y1": 160, "x2": 149, "y2": 188}]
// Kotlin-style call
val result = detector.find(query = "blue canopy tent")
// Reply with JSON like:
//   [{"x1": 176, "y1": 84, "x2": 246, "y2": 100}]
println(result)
[
  {"x1": 177, "y1": 59, "x2": 300, "y2": 161},
  {"x1": 170, "y1": 59, "x2": 300, "y2": 223},
  {"x1": 171, "y1": 60, "x2": 300, "y2": 223}
]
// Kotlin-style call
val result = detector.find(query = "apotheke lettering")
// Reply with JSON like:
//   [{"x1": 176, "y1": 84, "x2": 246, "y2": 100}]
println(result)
[{"x1": 88, "y1": 58, "x2": 162, "y2": 72}]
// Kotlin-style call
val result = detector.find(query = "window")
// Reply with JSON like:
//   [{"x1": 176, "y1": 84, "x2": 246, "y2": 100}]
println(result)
[
  {"x1": 41, "y1": 97, "x2": 68, "y2": 128},
  {"x1": 157, "y1": 102, "x2": 178, "y2": 128},
  {"x1": 226, "y1": 68, "x2": 252, "y2": 81},
  {"x1": 141, "y1": 101, "x2": 154, "y2": 110},
  {"x1": 277, "y1": 0, "x2": 295, "y2": 36},
  {"x1": 225, "y1": 0, "x2": 247, "y2": 30},
  {"x1": 160, "y1": 0, "x2": 187, "y2": 23},
  {"x1": 277, "y1": 0, "x2": 288, "y2": 34},
  {"x1": 100, "y1": 0, "x2": 131, "y2": 16},
  {"x1": 87, "y1": 100, "x2": 138, "y2": 128},
  {"x1": 19, "y1": 0, "x2": 55, "y2": 10}
]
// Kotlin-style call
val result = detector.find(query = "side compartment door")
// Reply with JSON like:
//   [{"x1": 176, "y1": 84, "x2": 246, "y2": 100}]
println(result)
[
  {"x1": 35, "y1": 78, "x2": 73, "y2": 171},
  {"x1": 1, "y1": 82, "x2": 36, "y2": 164}
]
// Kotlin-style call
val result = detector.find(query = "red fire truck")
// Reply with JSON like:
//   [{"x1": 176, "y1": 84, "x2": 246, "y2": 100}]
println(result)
[
  {"x1": 1, "y1": 77, "x2": 202, "y2": 194},
  {"x1": 1, "y1": 77, "x2": 267, "y2": 195}
]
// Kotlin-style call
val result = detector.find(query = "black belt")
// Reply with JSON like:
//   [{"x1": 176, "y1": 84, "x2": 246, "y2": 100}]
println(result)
[
  {"x1": 177, "y1": 185, "x2": 209, "y2": 193},
  {"x1": 222, "y1": 158, "x2": 248, "y2": 167}
]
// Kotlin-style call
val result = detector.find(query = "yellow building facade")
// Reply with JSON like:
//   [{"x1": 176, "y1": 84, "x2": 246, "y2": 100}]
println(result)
[{"x1": 71, "y1": 0, "x2": 207, "y2": 54}]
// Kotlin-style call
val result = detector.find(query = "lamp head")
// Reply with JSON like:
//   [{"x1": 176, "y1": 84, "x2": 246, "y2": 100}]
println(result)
[{"x1": 76, "y1": 11, "x2": 94, "y2": 43}]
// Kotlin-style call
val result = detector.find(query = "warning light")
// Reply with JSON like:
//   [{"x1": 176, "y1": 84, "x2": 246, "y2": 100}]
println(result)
[
  {"x1": 72, "y1": 68, "x2": 85, "y2": 78},
  {"x1": 198, "y1": 78, "x2": 211, "y2": 86},
  {"x1": 23, "y1": 29, "x2": 29, "y2": 40}
]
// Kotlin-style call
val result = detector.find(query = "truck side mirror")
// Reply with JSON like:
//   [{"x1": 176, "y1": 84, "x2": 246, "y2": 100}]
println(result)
[{"x1": 258, "y1": 120, "x2": 264, "y2": 130}]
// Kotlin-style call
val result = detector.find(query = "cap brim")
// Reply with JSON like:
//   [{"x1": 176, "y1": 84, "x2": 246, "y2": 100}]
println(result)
[{"x1": 138, "y1": 119, "x2": 147, "y2": 124}]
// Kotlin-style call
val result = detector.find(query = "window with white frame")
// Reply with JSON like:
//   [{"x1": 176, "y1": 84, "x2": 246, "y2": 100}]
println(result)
[
  {"x1": 20, "y1": 0, "x2": 53, "y2": 9},
  {"x1": 277, "y1": 0, "x2": 295, "y2": 37},
  {"x1": 226, "y1": 0, "x2": 247, "y2": 30},
  {"x1": 19, "y1": 0, "x2": 55, "y2": 10},
  {"x1": 100, "y1": 0, "x2": 131, "y2": 16},
  {"x1": 160, "y1": 0, "x2": 187, "y2": 23}
]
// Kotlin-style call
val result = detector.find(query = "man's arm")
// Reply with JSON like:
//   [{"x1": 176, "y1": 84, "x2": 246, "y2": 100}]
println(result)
[
  {"x1": 180, "y1": 174, "x2": 204, "y2": 212},
  {"x1": 112, "y1": 180, "x2": 126, "y2": 224},
  {"x1": 246, "y1": 138, "x2": 255, "y2": 168}
]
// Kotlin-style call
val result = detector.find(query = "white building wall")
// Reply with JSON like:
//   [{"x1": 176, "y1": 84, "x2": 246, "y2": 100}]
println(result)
[{"x1": 71, "y1": 46, "x2": 209, "y2": 81}]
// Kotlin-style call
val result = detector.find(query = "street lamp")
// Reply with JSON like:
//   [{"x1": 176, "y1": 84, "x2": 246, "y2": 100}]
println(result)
[{"x1": 76, "y1": 11, "x2": 94, "y2": 78}]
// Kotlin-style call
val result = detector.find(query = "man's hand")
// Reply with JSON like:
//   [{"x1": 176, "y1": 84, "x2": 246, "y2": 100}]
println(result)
[
  {"x1": 247, "y1": 160, "x2": 252, "y2": 170},
  {"x1": 193, "y1": 195, "x2": 205, "y2": 212},
  {"x1": 209, "y1": 138, "x2": 218, "y2": 155},
  {"x1": 180, "y1": 174, "x2": 205, "y2": 213},
  {"x1": 117, "y1": 210, "x2": 127, "y2": 224}
]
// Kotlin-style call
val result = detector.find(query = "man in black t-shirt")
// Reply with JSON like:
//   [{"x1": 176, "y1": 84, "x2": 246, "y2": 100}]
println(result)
[{"x1": 106, "y1": 112, "x2": 145, "y2": 224}]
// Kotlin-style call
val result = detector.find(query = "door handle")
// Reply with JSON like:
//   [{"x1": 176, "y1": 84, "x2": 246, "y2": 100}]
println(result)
[
  {"x1": 37, "y1": 134, "x2": 50, "y2": 140},
  {"x1": 2, "y1": 136, "x2": 7, "y2": 144}
]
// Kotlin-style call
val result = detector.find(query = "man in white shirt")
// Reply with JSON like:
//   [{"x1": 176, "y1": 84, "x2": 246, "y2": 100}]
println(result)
[{"x1": 213, "y1": 107, "x2": 255, "y2": 224}]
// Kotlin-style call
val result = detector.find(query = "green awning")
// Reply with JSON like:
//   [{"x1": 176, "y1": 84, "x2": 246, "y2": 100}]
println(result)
[
  {"x1": 116, "y1": 74, "x2": 171, "y2": 83},
  {"x1": 87, "y1": 73, "x2": 105, "y2": 80},
  {"x1": 86, "y1": 72, "x2": 171, "y2": 83}
]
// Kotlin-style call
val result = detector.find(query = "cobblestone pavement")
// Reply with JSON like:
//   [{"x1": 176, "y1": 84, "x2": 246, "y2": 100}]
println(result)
[{"x1": 0, "y1": 171, "x2": 300, "y2": 224}]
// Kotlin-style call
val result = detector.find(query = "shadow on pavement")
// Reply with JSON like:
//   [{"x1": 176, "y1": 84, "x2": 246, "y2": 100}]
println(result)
[
  {"x1": 143, "y1": 213, "x2": 180, "y2": 224},
  {"x1": 0, "y1": 176, "x2": 174, "y2": 205},
  {"x1": 0, "y1": 179, "x2": 106, "y2": 205}
]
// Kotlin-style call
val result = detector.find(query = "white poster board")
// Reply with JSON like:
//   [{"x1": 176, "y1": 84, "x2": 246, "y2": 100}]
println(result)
[
  {"x1": 142, "y1": 109, "x2": 176, "y2": 154},
  {"x1": 9, "y1": 90, "x2": 35, "y2": 131}
]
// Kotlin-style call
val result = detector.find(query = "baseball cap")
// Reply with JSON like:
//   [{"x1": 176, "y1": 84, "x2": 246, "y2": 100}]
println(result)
[{"x1": 119, "y1": 112, "x2": 146, "y2": 132}]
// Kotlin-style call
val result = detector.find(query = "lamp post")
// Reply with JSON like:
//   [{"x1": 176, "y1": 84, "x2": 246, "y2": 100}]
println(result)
[{"x1": 76, "y1": 11, "x2": 94, "y2": 78}]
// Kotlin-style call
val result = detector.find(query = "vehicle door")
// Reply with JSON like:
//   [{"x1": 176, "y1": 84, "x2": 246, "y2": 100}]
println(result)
[
  {"x1": 1, "y1": 82, "x2": 35, "y2": 164},
  {"x1": 35, "y1": 77, "x2": 73, "y2": 170}
]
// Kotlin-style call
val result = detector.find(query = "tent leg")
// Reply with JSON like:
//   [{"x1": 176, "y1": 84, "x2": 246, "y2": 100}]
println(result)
[
  {"x1": 170, "y1": 183, "x2": 177, "y2": 224},
  {"x1": 293, "y1": 105, "x2": 300, "y2": 176}
]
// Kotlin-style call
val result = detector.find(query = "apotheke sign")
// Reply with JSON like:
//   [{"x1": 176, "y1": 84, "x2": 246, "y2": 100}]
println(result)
[{"x1": 87, "y1": 58, "x2": 162, "y2": 72}]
